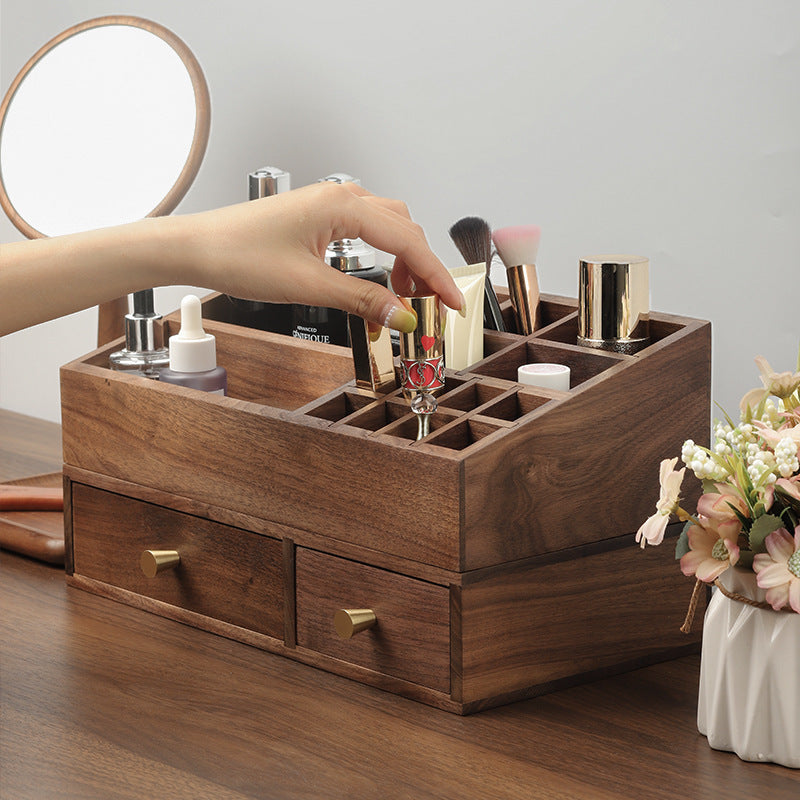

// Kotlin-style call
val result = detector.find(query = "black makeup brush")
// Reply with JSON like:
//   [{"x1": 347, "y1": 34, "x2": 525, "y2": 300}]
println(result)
[{"x1": 448, "y1": 216, "x2": 506, "y2": 332}]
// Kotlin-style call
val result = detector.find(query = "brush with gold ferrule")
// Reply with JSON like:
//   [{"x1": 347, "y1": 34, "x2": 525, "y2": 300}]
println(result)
[{"x1": 492, "y1": 225, "x2": 542, "y2": 335}]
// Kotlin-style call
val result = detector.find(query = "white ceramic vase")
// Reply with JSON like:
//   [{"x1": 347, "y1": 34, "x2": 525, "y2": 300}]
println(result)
[{"x1": 697, "y1": 567, "x2": 799, "y2": 768}]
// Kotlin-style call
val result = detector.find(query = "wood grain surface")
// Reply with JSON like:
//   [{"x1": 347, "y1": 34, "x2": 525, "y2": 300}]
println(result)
[
  {"x1": 2, "y1": 410, "x2": 798, "y2": 799},
  {"x1": 70, "y1": 483, "x2": 284, "y2": 638},
  {"x1": 295, "y1": 547, "x2": 451, "y2": 692}
]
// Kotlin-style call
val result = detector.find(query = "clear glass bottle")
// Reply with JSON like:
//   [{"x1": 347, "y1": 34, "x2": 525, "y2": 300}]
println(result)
[{"x1": 108, "y1": 289, "x2": 170, "y2": 378}]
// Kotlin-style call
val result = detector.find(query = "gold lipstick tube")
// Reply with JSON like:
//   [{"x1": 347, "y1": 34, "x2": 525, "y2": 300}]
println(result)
[
  {"x1": 578, "y1": 254, "x2": 650, "y2": 354},
  {"x1": 505, "y1": 264, "x2": 541, "y2": 335},
  {"x1": 397, "y1": 296, "x2": 445, "y2": 401},
  {"x1": 347, "y1": 315, "x2": 396, "y2": 393}
]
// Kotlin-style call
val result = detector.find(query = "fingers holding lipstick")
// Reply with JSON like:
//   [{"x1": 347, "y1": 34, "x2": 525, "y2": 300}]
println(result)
[{"x1": 330, "y1": 184, "x2": 465, "y2": 314}]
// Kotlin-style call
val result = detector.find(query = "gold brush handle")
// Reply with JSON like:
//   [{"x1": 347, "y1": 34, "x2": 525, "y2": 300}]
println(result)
[
  {"x1": 140, "y1": 549, "x2": 180, "y2": 578},
  {"x1": 334, "y1": 608, "x2": 377, "y2": 639}
]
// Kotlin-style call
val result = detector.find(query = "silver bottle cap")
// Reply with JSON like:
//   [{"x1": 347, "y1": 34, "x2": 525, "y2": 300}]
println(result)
[
  {"x1": 318, "y1": 173, "x2": 375, "y2": 272},
  {"x1": 249, "y1": 166, "x2": 291, "y2": 200}
]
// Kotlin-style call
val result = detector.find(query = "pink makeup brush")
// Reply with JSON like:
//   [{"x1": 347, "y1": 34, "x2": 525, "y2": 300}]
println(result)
[{"x1": 491, "y1": 225, "x2": 541, "y2": 335}]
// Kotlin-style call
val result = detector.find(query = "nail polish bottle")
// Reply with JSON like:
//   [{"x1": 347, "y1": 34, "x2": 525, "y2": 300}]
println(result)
[
  {"x1": 159, "y1": 295, "x2": 227, "y2": 395},
  {"x1": 108, "y1": 289, "x2": 170, "y2": 378},
  {"x1": 289, "y1": 173, "x2": 389, "y2": 347},
  {"x1": 225, "y1": 166, "x2": 291, "y2": 333}
]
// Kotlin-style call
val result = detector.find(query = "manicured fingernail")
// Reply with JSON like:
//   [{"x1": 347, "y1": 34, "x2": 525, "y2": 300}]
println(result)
[
  {"x1": 368, "y1": 326, "x2": 382, "y2": 342},
  {"x1": 385, "y1": 304, "x2": 417, "y2": 333},
  {"x1": 458, "y1": 291, "x2": 468, "y2": 318}
]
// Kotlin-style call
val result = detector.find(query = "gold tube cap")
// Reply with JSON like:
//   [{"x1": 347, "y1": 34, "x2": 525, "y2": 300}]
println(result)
[{"x1": 578, "y1": 254, "x2": 650, "y2": 354}]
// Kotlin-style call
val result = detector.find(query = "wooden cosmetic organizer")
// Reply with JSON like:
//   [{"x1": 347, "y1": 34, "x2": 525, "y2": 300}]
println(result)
[{"x1": 61, "y1": 292, "x2": 711, "y2": 713}]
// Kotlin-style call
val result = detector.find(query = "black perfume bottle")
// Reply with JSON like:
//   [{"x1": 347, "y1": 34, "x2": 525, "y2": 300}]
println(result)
[
  {"x1": 289, "y1": 173, "x2": 388, "y2": 347},
  {"x1": 290, "y1": 237, "x2": 388, "y2": 346},
  {"x1": 225, "y1": 166, "x2": 291, "y2": 333}
]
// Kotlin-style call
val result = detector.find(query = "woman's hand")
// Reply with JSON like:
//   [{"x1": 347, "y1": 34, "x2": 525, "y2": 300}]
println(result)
[
  {"x1": 1, "y1": 179, "x2": 463, "y2": 336},
  {"x1": 183, "y1": 181, "x2": 465, "y2": 333}
]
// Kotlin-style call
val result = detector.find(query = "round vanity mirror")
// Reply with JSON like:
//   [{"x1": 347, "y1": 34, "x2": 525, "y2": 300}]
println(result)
[
  {"x1": 0, "y1": 16, "x2": 210, "y2": 343},
  {"x1": 0, "y1": 16, "x2": 210, "y2": 237}
]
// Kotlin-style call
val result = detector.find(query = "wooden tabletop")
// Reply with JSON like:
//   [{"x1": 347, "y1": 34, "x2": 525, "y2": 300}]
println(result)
[{"x1": 1, "y1": 408, "x2": 797, "y2": 799}]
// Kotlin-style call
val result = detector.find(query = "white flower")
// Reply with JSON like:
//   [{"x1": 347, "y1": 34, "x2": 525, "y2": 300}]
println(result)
[{"x1": 636, "y1": 458, "x2": 685, "y2": 549}]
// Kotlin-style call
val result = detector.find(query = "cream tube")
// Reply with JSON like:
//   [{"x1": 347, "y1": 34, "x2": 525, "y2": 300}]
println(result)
[{"x1": 444, "y1": 262, "x2": 486, "y2": 370}]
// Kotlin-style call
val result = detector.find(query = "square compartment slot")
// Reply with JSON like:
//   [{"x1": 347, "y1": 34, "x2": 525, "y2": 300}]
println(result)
[
  {"x1": 303, "y1": 391, "x2": 377, "y2": 423},
  {"x1": 495, "y1": 292, "x2": 578, "y2": 335},
  {"x1": 479, "y1": 390, "x2": 553, "y2": 422},
  {"x1": 343, "y1": 398, "x2": 410, "y2": 431},
  {"x1": 472, "y1": 340, "x2": 624, "y2": 388},
  {"x1": 534, "y1": 310, "x2": 686, "y2": 350},
  {"x1": 375, "y1": 408, "x2": 461, "y2": 442},
  {"x1": 438, "y1": 381, "x2": 507, "y2": 413},
  {"x1": 483, "y1": 330, "x2": 521, "y2": 357},
  {"x1": 423, "y1": 418, "x2": 502, "y2": 451}
]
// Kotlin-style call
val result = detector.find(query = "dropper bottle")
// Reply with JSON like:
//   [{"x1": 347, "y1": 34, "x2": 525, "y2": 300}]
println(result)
[{"x1": 159, "y1": 295, "x2": 227, "y2": 395}]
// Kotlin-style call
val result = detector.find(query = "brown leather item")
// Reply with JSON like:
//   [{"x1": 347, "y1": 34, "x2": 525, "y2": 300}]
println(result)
[
  {"x1": 0, "y1": 474, "x2": 65, "y2": 564},
  {"x1": 0, "y1": 484, "x2": 63, "y2": 511}
]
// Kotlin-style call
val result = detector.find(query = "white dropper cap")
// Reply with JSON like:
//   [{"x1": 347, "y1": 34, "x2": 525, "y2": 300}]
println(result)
[{"x1": 168, "y1": 295, "x2": 217, "y2": 373}]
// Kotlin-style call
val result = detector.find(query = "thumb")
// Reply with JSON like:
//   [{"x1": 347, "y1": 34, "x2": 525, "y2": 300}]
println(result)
[{"x1": 309, "y1": 264, "x2": 418, "y2": 333}]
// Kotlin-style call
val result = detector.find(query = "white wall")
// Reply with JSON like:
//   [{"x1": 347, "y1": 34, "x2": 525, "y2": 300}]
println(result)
[{"x1": 1, "y1": 0, "x2": 798, "y2": 424}]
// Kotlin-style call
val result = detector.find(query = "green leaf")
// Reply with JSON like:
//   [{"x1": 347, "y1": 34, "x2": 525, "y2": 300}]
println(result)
[
  {"x1": 675, "y1": 521, "x2": 692, "y2": 560},
  {"x1": 747, "y1": 514, "x2": 785, "y2": 554},
  {"x1": 701, "y1": 479, "x2": 719, "y2": 494},
  {"x1": 730, "y1": 504, "x2": 751, "y2": 529}
]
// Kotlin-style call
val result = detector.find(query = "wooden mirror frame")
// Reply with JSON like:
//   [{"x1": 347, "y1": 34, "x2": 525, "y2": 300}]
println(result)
[{"x1": 0, "y1": 15, "x2": 211, "y2": 344}]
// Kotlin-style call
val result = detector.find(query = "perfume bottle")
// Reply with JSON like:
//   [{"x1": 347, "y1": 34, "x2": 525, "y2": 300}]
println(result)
[
  {"x1": 108, "y1": 289, "x2": 170, "y2": 378},
  {"x1": 225, "y1": 166, "x2": 291, "y2": 333},
  {"x1": 289, "y1": 173, "x2": 389, "y2": 347}
]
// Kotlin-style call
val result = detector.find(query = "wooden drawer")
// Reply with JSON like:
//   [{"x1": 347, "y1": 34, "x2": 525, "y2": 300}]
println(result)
[
  {"x1": 295, "y1": 548, "x2": 450, "y2": 692},
  {"x1": 70, "y1": 484, "x2": 284, "y2": 639}
]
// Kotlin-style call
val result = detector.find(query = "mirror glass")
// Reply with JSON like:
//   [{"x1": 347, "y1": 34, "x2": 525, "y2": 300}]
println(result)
[{"x1": 0, "y1": 17, "x2": 209, "y2": 238}]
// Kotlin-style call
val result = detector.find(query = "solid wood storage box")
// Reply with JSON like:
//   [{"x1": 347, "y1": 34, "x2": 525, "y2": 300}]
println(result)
[{"x1": 61, "y1": 292, "x2": 711, "y2": 713}]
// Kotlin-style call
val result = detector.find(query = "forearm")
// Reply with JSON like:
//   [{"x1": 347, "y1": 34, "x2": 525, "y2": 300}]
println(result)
[{"x1": 0, "y1": 215, "x2": 193, "y2": 336}]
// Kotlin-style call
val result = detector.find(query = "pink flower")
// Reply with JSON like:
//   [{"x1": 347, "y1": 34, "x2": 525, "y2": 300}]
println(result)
[
  {"x1": 776, "y1": 476, "x2": 800, "y2": 502},
  {"x1": 696, "y1": 485, "x2": 747, "y2": 540},
  {"x1": 680, "y1": 518, "x2": 740, "y2": 583},
  {"x1": 636, "y1": 458, "x2": 685, "y2": 548},
  {"x1": 740, "y1": 356, "x2": 800, "y2": 411},
  {"x1": 753, "y1": 421, "x2": 800, "y2": 450},
  {"x1": 753, "y1": 525, "x2": 800, "y2": 613}
]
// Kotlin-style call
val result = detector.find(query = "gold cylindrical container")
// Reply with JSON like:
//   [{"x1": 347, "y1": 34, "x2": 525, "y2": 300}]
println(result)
[
  {"x1": 578, "y1": 254, "x2": 650, "y2": 354},
  {"x1": 398, "y1": 296, "x2": 445, "y2": 401}
]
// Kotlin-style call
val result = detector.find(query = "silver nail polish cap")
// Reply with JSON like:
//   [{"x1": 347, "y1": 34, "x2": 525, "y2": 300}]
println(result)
[
  {"x1": 318, "y1": 173, "x2": 375, "y2": 272},
  {"x1": 249, "y1": 166, "x2": 291, "y2": 199}
]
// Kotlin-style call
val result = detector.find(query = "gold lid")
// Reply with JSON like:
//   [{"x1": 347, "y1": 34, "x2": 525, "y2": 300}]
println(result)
[{"x1": 578, "y1": 254, "x2": 649, "y2": 353}]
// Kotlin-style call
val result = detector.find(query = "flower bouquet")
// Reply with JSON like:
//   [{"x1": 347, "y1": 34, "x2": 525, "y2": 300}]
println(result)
[
  {"x1": 637, "y1": 352, "x2": 800, "y2": 623},
  {"x1": 636, "y1": 351, "x2": 800, "y2": 767}
]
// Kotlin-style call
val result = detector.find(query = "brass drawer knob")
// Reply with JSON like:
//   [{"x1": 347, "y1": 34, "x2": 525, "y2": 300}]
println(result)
[
  {"x1": 140, "y1": 549, "x2": 180, "y2": 578},
  {"x1": 334, "y1": 608, "x2": 377, "y2": 639}
]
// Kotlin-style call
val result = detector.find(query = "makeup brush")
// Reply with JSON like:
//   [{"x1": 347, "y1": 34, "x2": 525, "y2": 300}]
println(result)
[
  {"x1": 492, "y1": 225, "x2": 542, "y2": 335},
  {"x1": 448, "y1": 216, "x2": 506, "y2": 332}
]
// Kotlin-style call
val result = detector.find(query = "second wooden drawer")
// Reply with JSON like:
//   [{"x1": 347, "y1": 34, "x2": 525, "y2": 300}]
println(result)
[{"x1": 295, "y1": 547, "x2": 450, "y2": 692}]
